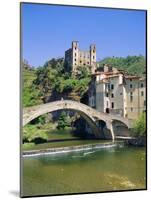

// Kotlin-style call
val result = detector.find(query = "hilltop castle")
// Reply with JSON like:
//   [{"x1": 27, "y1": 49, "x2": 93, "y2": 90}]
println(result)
[{"x1": 64, "y1": 41, "x2": 97, "y2": 74}]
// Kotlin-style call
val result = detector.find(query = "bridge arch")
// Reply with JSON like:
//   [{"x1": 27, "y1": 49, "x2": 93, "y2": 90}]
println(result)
[
  {"x1": 23, "y1": 101, "x2": 104, "y2": 138},
  {"x1": 23, "y1": 100, "x2": 131, "y2": 141},
  {"x1": 111, "y1": 119, "x2": 130, "y2": 138}
]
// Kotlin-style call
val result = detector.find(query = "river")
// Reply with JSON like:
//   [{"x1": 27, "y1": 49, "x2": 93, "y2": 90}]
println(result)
[{"x1": 22, "y1": 144, "x2": 146, "y2": 197}]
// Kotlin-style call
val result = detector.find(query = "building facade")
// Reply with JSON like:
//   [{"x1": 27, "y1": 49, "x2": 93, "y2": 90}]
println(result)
[
  {"x1": 88, "y1": 65, "x2": 146, "y2": 120},
  {"x1": 64, "y1": 41, "x2": 97, "y2": 74}
]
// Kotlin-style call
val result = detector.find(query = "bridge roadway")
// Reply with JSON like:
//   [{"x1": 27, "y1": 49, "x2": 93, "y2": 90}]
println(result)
[{"x1": 23, "y1": 100, "x2": 132, "y2": 141}]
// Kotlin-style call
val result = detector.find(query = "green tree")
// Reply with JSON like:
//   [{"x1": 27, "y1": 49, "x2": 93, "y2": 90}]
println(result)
[
  {"x1": 23, "y1": 68, "x2": 43, "y2": 107},
  {"x1": 23, "y1": 124, "x2": 48, "y2": 144},
  {"x1": 132, "y1": 112, "x2": 146, "y2": 137},
  {"x1": 57, "y1": 111, "x2": 71, "y2": 129},
  {"x1": 76, "y1": 65, "x2": 90, "y2": 79},
  {"x1": 30, "y1": 114, "x2": 51, "y2": 125}
]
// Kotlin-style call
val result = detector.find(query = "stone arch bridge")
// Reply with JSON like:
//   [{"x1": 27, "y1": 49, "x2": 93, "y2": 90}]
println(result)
[{"x1": 23, "y1": 100, "x2": 132, "y2": 141}]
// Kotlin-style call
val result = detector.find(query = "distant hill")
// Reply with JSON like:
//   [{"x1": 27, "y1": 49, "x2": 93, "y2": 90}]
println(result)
[{"x1": 98, "y1": 55, "x2": 146, "y2": 76}]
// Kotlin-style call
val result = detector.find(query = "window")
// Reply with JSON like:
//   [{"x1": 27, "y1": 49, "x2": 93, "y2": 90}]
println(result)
[
  {"x1": 130, "y1": 92, "x2": 133, "y2": 102},
  {"x1": 106, "y1": 108, "x2": 110, "y2": 113},
  {"x1": 111, "y1": 84, "x2": 114, "y2": 90},
  {"x1": 75, "y1": 53, "x2": 76, "y2": 56},
  {"x1": 141, "y1": 91, "x2": 144, "y2": 96},
  {"x1": 141, "y1": 83, "x2": 144, "y2": 88},
  {"x1": 75, "y1": 47, "x2": 77, "y2": 50},
  {"x1": 106, "y1": 93, "x2": 109, "y2": 97},
  {"x1": 80, "y1": 60, "x2": 82, "y2": 63},
  {"x1": 111, "y1": 93, "x2": 114, "y2": 98},
  {"x1": 75, "y1": 59, "x2": 76, "y2": 61},
  {"x1": 144, "y1": 100, "x2": 146, "y2": 106},
  {"x1": 93, "y1": 56, "x2": 95, "y2": 59},
  {"x1": 84, "y1": 63, "x2": 86, "y2": 65},
  {"x1": 93, "y1": 50, "x2": 95, "y2": 53},
  {"x1": 131, "y1": 108, "x2": 133, "y2": 112},
  {"x1": 111, "y1": 102, "x2": 114, "y2": 108},
  {"x1": 130, "y1": 79, "x2": 132, "y2": 81},
  {"x1": 130, "y1": 84, "x2": 133, "y2": 88}
]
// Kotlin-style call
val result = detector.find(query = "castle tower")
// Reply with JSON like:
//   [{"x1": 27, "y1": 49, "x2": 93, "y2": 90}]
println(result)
[
  {"x1": 72, "y1": 41, "x2": 79, "y2": 73},
  {"x1": 90, "y1": 44, "x2": 96, "y2": 74},
  {"x1": 64, "y1": 41, "x2": 97, "y2": 75}
]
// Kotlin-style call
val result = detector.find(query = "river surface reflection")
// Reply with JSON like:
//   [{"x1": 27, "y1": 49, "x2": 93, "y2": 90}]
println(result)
[{"x1": 22, "y1": 145, "x2": 146, "y2": 197}]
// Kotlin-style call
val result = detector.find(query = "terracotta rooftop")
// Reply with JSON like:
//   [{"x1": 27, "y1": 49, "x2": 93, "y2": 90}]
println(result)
[
  {"x1": 92, "y1": 71, "x2": 124, "y2": 76},
  {"x1": 92, "y1": 67, "x2": 145, "y2": 81},
  {"x1": 125, "y1": 75, "x2": 141, "y2": 79}
]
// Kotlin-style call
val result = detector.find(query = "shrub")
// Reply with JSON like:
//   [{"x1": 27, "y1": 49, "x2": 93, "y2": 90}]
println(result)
[
  {"x1": 57, "y1": 111, "x2": 71, "y2": 130},
  {"x1": 131, "y1": 112, "x2": 146, "y2": 137}
]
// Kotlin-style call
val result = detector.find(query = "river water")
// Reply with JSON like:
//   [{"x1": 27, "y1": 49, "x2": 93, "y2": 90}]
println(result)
[{"x1": 22, "y1": 145, "x2": 146, "y2": 197}]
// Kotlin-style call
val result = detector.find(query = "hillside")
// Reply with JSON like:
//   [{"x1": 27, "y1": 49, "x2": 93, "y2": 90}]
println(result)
[
  {"x1": 98, "y1": 55, "x2": 146, "y2": 76},
  {"x1": 23, "y1": 68, "x2": 43, "y2": 107}
]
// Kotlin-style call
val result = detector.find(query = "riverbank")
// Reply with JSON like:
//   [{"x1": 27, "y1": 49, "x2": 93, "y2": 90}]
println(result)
[{"x1": 126, "y1": 136, "x2": 146, "y2": 147}]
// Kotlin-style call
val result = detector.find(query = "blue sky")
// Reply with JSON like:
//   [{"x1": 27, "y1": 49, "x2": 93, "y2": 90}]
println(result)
[{"x1": 22, "y1": 3, "x2": 146, "y2": 67}]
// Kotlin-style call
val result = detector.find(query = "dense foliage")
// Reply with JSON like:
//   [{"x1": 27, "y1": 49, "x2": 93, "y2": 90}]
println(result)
[
  {"x1": 57, "y1": 111, "x2": 71, "y2": 130},
  {"x1": 23, "y1": 69, "x2": 43, "y2": 107},
  {"x1": 23, "y1": 124, "x2": 48, "y2": 144},
  {"x1": 98, "y1": 55, "x2": 146, "y2": 76},
  {"x1": 131, "y1": 112, "x2": 146, "y2": 137},
  {"x1": 23, "y1": 58, "x2": 91, "y2": 107}
]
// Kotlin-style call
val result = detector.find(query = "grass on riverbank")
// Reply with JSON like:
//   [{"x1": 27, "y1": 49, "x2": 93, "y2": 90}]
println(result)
[
  {"x1": 23, "y1": 123, "x2": 81, "y2": 151},
  {"x1": 23, "y1": 123, "x2": 77, "y2": 141}
]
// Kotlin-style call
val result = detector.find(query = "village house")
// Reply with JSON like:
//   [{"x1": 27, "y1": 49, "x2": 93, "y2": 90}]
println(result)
[{"x1": 88, "y1": 65, "x2": 146, "y2": 120}]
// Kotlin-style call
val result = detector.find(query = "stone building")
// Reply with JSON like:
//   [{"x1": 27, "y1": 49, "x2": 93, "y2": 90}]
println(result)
[
  {"x1": 64, "y1": 41, "x2": 97, "y2": 74},
  {"x1": 88, "y1": 65, "x2": 146, "y2": 120}
]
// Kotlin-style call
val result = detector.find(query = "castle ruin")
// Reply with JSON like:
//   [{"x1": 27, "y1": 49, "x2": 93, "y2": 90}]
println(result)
[{"x1": 64, "y1": 41, "x2": 97, "y2": 74}]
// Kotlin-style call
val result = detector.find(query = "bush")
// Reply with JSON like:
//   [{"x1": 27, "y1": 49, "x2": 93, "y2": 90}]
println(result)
[
  {"x1": 23, "y1": 125, "x2": 48, "y2": 143},
  {"x1": 30, "y1": 114, "x2": 52, "y2": 125},
  {"x1": 57, "y1": 111, "x2": 71, "y2": 130},
  {"x1": 131, "y1": 112, "x2": 146, "y2": 137}
]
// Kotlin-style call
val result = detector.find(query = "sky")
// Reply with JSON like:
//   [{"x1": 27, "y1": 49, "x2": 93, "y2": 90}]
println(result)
[{"x1": 22, "y1": 3, "x2": 146, "y2": 67}]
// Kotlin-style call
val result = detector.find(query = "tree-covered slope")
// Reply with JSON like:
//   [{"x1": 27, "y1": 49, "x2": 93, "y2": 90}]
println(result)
[
  {"x1": 23, "y1": 58, "x2": 91, "y2": 107},
  {"x1": 98, "y1": 55, "x2": 146, "y2": 76},
  {"x1": 23, "y1": 68, "x2": 43, "y2": 107}
]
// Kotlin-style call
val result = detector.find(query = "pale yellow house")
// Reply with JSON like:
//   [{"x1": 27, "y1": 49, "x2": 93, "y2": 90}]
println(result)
[{"x1": 88, "y1": 65, "x2": 146, "y2": 120}]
